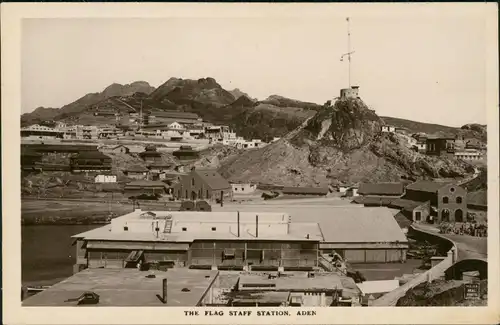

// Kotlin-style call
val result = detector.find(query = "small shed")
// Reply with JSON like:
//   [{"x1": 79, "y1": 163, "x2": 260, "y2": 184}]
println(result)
[
  {"x1": 281, "y1": 187, "x2": 329, "y2": 196},
  {"x1": 94, "y1": 174, "x2": 117, "y2": 183},
  {"x1": 124, "y1": 165, "x2": 149, "y2": 180},
  {"x1": 358, "y1": 183, "x2": 405, "y2": 197}
]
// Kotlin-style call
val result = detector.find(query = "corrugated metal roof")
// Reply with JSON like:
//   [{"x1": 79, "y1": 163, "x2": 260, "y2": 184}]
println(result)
[
  {"x1": 358, "y1": 183, "x2": 404, "y2": 196},
  {"x1": 389, "y1": 198, "x2": 428, "y2": 211},
  {"x1": 74, "y1": 151, "x2": 111, "y2": 159},
  {"x1": 308, "y1": 207, "x2": 408, "y2": 243},
  {"x1": 467, "y1": 190, "x2": 487, "y2": 207},
  {"x1": 281, "y1": 187, "x2": 329, "y2": 195},
  {"x1": 405, "y1": 180, "x2": 453, "y2": 193},
  {"x1": 125, "y1": 180, "x2": 167, "y2": 188},
  {"x1": 194, "y1": 169, "x2": 231, "y2": 190},
  {"x1": 125, "y1": 164, "x2": 149, "y2": 172},
  {"x1": 351, "y1": 196, "x2": 396, "y2": 206},
  {"x1": 150, "y1": 111, "x2": 200, "y2": 119}
]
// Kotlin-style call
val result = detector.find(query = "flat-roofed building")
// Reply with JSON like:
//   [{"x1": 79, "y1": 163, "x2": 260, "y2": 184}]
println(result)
[
  {"x1": 230, "y1": 272, "x2": 361, "y2": 306},
  {"x1": 22, "y1": 268, "x2": 219, "y2": 307},
  {"x1": 231, "y1": 183, "x2": 257, "y2": 194},
  {"x1": 72, "y1": 210, "x2": 321, "y2": 271},
  {"x1": 308, "y1": 207, "x2": 409, "y2": 263},
  {"x1": 20, "y1": 124, "x2": 64, "y2": 140},
  {"x1": 358, "y1": 182, "x2": 405, "y2": 197},
  {"x1": 71, "y1": 207, "x2": 408, "y2": 274},
  {"x1": 124, "y1": 165, "x2": 149, "y2": 180},
  {"x1": 455, "y1": 149, "x2": 484, "y2": 161},
  {"x1": 70, "y1": 151, "x2": 112, "y2": 172}
]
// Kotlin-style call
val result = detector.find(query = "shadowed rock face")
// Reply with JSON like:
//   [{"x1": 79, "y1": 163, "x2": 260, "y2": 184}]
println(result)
[
  {"x1": 219, "y1": 97, "x2": 474, "y2": 187},
  {"x1": 295, "y1": 98, "x2": 382, "y2": 152}
]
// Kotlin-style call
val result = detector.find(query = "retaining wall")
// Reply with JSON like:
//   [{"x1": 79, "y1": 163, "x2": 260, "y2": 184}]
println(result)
[{"x1": 372, "y1": 225, "x2": 458, "y2": 306}]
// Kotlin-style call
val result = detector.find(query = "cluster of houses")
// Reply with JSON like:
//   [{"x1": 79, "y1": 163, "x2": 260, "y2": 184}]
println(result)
[
  {"x1": 21, "y1": 110, "x2": 269, "y2": 150},
  {"x1": 380, "y1": 125, "x2": 486, "y2": 161}
]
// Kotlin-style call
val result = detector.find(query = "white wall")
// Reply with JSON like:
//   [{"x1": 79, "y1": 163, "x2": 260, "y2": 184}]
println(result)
[
  {"x1": 232, "y1": 183, "x2": 257, "y2": 194},
  {"x1": 110, "y1": 211, "x2": 290, "y2": 235},
  {"x1": 95, "y1": 175, "x2": 117, "y2": 183}
]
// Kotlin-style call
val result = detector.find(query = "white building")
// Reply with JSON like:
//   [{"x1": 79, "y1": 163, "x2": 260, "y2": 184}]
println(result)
[
  {"x1": 20, "y1": 124, "x2": 64, "y2": 140},
  {"x1": 95, "y1": 174, "x2": 117, "y2": 183},
  {"x1": 381, "y1": 126, "x2": 396, "y2": 133},
  {"x1": 231, "y1": 183, "x2": 257, "y2": 194},
  {"x1": 168, "y1": 122, "x2": 186, "y2": 130},
  {"x1": 455, "y1": 149, "x2": 483, "y2": 161}
]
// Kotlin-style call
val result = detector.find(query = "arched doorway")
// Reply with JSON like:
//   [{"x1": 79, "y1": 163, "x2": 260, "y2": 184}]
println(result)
[
  {"x1": 191, "y1": 191, "x2": 197, "y2": 201},
  {"x1": 441, "y1": 209, "x2": 450, "y2": 222},
  {"x1": 455, "y1": 209, "x2": 463, "y2": 222}
]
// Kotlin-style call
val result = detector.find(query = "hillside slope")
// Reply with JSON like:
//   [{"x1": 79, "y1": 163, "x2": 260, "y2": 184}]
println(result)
[
  {"x1": 219, "y1": 98, "x2": 474, "y2": 186},
  {"x1": 21, "y1": 81, "x2": 156, "y2": 126},
  {"x1": 381, "y1": 116, "x2": 487, "y2": 141},
  {"x1": 21, "y1": 76, "x2": 486, "y2": 144}
]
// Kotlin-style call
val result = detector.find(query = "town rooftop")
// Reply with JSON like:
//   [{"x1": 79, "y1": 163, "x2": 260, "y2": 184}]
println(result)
[{"x1": 22, "y1": 268, "x2": 218, "y2": 307}]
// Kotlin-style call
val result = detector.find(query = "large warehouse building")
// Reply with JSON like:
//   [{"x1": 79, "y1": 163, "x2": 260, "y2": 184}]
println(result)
[{"x1": 71, "y1": 207, "x2": 408, "y2": 273}]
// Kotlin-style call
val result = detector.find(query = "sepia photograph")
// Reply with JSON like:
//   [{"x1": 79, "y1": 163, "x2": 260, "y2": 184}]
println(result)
[{"x1": 2, "y1": 2, "x2": 499, "y2": 324}]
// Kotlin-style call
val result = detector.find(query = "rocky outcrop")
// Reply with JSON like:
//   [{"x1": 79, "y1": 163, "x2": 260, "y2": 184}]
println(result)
[{"x1": 220, "y1": 97, "x2": 474, "y2": 186}]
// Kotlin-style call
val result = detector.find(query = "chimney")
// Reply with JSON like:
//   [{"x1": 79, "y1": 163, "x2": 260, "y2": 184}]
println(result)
[
  {"x1": 162, "y1": 278, "x2": 168, "y2": 304},
  {"x1": 237, "y1": 211, "x2": 240, "y2": 237},
  {"x1": 255, "y1": 215, "x2": 259, "y2": 238}
]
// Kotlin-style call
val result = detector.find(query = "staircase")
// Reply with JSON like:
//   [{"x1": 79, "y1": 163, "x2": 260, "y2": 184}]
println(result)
[
  {"x1": 164, "y1": 216, "x2": 173, "y2": 233},
  {"x1": 318, "y1": 255, "x2": 336, "y2": 272}
]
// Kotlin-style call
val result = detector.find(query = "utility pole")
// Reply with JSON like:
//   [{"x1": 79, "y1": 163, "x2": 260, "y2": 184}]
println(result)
[
  {"x1": 340, "y1": 17, "x2": 355, "y2": 88},
  {"x1": 139, "y1": 100, "x2": 143, "y2": 130}
]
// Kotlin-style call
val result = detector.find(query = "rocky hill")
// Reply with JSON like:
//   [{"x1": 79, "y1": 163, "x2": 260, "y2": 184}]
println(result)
[
  {"x1": 21, "y1": 81, "x2": 156, "y2": 126},
  {"x1": 219, "y1": 97, "x2": 474, "y2": 186},
  {"x1": 381, "y1": 116, "x2": 487, "y2": 141},
  {"x1": 150, "y1": 77, "x2": 236, "y2": 107},
  {"x1": 21, "y1": 76, "x2": 487, "y2": 143},
  {"x1": 21, "y1": 107, "x2": 60, "y2": 125},
  {"x1": 228, "y1": 88, "x2": 256, "y2": 101}
]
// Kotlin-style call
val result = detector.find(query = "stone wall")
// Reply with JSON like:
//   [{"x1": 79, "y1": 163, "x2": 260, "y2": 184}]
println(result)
[{"x1": 372, "y1": 225, "x2": 457, "y2": 306}]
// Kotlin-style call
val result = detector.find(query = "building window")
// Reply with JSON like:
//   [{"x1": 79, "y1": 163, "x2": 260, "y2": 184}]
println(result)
[
  {"x1": 450, "y1": 187, "x2": 455, "y2": 193},
  {"x1": 456, "y1": 196, "x2": 462, "y2": 204},
  {"x1": 415, "y1": 212, "x2": 421, "y2": 221},
  {"x1": 211, "y1": 227, "x2": 216, "y2": 231},
  {"x1": 182, "y1": 227, "x2": 187, "y2": 231},
  {"x1": 235, "y1": 188, "x2": 238, "y2": 191},
  {"x1": 443, "y1": 196, "x2": 449, "y2": 204},
  {"x1": 191, "y1": 178, "x2": 195, "y2": 186},
  {"x1": 455, "y1": 209, "x2": 464, "y2": 222},
  {"x1": 124, "y1": 226, "x2": 128, "y2": 231}
]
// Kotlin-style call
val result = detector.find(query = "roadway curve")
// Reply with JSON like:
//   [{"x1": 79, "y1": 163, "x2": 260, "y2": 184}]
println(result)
[{"x1": 412, "y1": 224, "x2": 487, "y2": 261}]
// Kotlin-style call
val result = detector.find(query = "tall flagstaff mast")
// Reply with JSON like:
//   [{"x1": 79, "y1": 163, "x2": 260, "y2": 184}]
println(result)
[{"x1": 340, "y1": 17, "x2": 355, "y2": 88}]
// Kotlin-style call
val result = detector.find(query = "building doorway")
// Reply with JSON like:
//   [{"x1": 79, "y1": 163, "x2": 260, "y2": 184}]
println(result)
[
  {"x1": 455, "y1": 209, "x2": 463, "y2": 222},
  {"x1": 191, "y1": 191, "x2": 197, "y2": 200},
  {"x1": 441, "y1": 209, "x2": 450, "y2": 222}
]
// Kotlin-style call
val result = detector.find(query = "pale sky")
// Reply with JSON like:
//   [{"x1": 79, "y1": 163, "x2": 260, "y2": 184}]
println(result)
[{"x1": 22, "y1": 8, "x2": 492, "y2": 126}]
